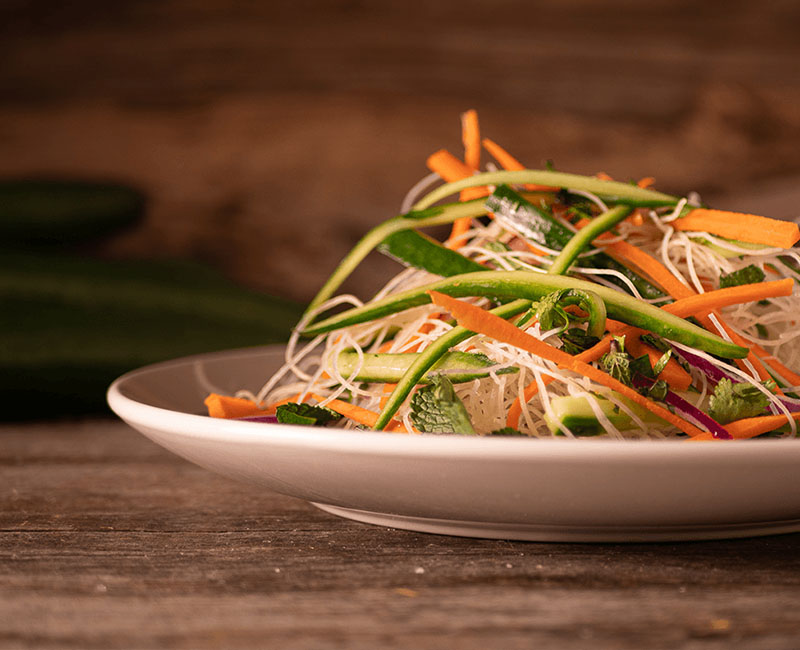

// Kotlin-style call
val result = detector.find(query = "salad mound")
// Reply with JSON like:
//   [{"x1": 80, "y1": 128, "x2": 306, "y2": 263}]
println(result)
[{"x1": 207, "y1": 111, "x2": 800, "y2": 440}]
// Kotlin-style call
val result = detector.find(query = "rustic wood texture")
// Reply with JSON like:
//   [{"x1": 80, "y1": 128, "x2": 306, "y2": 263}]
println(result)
[
  {"x1": 2, "y1": 1, "x2": 800, "y2": 301},
  {"x1": 2, "y1": 420, "x2": 800, "y2": 649}
]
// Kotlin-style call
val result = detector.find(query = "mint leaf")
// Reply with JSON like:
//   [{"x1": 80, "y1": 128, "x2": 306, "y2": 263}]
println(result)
[
  {"x1": 560, "y1": 328, "x2": 600, "y2": 355},
  {"x1": 409, "y1": 375, "x2": 477, "y2": 435},
  {"x1": 276, "y1": 403, "x2": 342, "y2": 426},
  {"x1": 719, "y1": 264, "x2": 765, "y2": 289},
  {"x1": 630, "y1": 354, "x2": 655, "y2": 379},
  {"x1": 600, "y1": 336, "x2": 632, "y2": 386},
  {"x1": 646, "y1": 379, "x2": 669, "y2": 402},
  {"x1": 708, "y1": 378, "x2": 770, "y2": 424}
]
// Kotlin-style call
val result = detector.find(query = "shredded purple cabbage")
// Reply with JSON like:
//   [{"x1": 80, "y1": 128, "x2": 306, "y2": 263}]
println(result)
[{"x1": 235, "y1": 415, "x2": 279, "y2": 423}]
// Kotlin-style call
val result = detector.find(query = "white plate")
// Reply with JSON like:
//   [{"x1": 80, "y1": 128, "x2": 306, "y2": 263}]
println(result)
[{"x1": 108, "y1": 345, "x2": 800, "y2": 542}]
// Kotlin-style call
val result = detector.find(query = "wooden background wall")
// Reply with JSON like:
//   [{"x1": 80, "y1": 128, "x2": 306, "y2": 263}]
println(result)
[{"x1": 3, "y1": 0, "x2": 800, "y2": 301}]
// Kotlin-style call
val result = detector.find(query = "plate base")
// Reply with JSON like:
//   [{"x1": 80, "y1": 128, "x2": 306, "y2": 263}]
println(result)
[{"x1": 313, "y1": 503, "x2": 800, "y2": 543}]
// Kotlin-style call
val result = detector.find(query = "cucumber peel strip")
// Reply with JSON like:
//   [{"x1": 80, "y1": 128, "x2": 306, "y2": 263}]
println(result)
[
  {"x1": 302, "y1": 270, "x2": 748, "y2": 360},
  {"x1": 304, "y1": 199, "x2": 487, "y2": 318},
  {"x1": 334, "y1": 349, "x2": 517, "y2": 384},
  {"x1": 412, "y1": 170, "x2": 678, "y2": 211}
]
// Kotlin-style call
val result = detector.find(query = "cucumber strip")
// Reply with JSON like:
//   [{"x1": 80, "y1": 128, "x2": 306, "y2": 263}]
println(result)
[
  {"x1": 302, "y1": 271, "x2": 748, "y2": 359},
  {"x1": 334, "y1": 350, "x2": 517, "y2": 384},
  {"x1": 304, "y1": 199, "x2": 487, "y2": 318},
  {"x1": 487, "y1": 185, "x2": 574, "y2": 250},
  {"x1": 549, "y1": 205, "x2": 633, "y2": 275},
  {"x1": 544, "y1": 394, "x2": 663, "y2": 436},
  {"x1": 378, "y1": 229, "x2": 486, "y2": 276},
  {"x1": 413, "y1": 170, "x2": 678, "y2": 211}
]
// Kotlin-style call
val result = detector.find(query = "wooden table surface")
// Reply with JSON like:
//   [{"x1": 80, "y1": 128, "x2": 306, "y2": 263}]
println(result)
[{"x1": 3, "y1": 419, "x2": 800, "y2": 649}]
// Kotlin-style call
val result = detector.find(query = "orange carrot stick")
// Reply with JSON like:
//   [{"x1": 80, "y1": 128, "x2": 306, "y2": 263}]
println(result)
[
  {"x1": 426, "y1": 148, "x2": 487, "y2": 248},
  {"x1": 309, "y1": 393, "x2": 408, "y2": 433},
  {"x1": 428, "y1": 290, "x2": 706, "y2": 437},
  {"x1": 690, "y1": 412, "x2": 800, "y2": 441},
  {"x1": 673, "y1": 208, "x2": 800, "y2": 249},
  {"x1": 481, "y1": 137, "x2": 557, "y2": 191},
  {"x1": 637, "y1": 177, "x2": 656, "y2": 189},
  {"x1": 427, "y1": 148, "x2": 474, "y2": 182},
  {"x1": 205, "y1": 393, "x2": 301, "y2": 419},
  {"x1": 461, "y1": 109, "x2": 481, "y2": 172}
]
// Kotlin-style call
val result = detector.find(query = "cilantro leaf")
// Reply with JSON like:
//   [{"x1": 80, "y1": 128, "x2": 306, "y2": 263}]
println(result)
[
  {"x1": 708, "y1": 378, "x2": 770, "y2": 424},
  {"x1": 409, "y1": 375, "x2": 477, "y2": 435},
  {"x1": 719, "y1": 264, "x2": 766, "y2": 289},
  {"x1": 276, "y1": 403, "x2": 342, "y2": 426},
  {"x1": 600, "y1": 336, "x2": 632, "y2": 386}
]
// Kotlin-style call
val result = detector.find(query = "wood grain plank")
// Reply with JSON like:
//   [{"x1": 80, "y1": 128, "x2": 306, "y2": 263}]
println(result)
[{"x1": 2, "y1": 421, "x2": 800, "y2": 648}]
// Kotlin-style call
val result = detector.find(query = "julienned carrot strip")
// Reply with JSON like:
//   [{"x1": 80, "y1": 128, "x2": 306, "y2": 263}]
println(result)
[
  {"x1": 426, "y1": 149, "x2": 488, "y2": 248},
  {"x1": 699, "y1": 317, "x2": 775, "y2": 385},
  {"x1": 748, "y1": 341, "x2": 800, "y2": 386},
  {"x1": 481, "y1": 138, "x2": 524, "y2": 170},
  {"x1": 637, "y1": 177, "x2": 656, "y2": 189},
  {"x1": 461, "y1": 109, "x2": 480, "y2": 172},
  {"x1": 690, "y1": 412, "x2": 800, "y2": 441},
  {"x1": 504, "y1": 278, "x2": 795, "y2": 428},
  {"x1": 673, "y1": 208, "x2": 800, "y2": 249},
  {"x1": 379, "y1": 383, "x2": 397, "y2": 409},
  {"x1": 427, "y1": 149, "x2": 473, "y2": 182},
  {"x1": 595, "y1": 172, "x2": 614, "y2": 181},
  {"x1": 428, "y1": 291, "x2": 705, "y2": 437},
  {"x1": 309, "y1": 393, "x2": 408, "y2": 433},
  {"x1": 205, "y1": 393, "x2": 264, "y2": 418},
  {"x1": 600, "y1": 238, "x2": 695, "y2": 299},
  {"x1": 624, "y1": 335, "x2": 692, "y2": 391},
  {"x1": 205, "y1": 393, "x2": 301, "y2": 419},
  {"x1": 481, "y1": 138, "x2": 557, "y2": 191}
]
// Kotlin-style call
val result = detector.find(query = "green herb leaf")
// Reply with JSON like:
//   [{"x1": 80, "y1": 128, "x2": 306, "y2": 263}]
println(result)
[
  {"x1": 488, "y1": 426, "x2": 526, "y2": 436},
  {"x1": 600, "y1": 336, "x2": 632, "y2": 386},
  {"x1": 534, "y1": 290, "x2": 571, "y2": 333},
  {"x1": 646, "y1": 379, "x2": 669, "y2": 401},
  {"x1": 560, "y1": 328, "x2": 600, "y2": 355},
  {"x1": 630, "y1": 354, "x2": 655, "y2": 379},
  {"x1": 276, "y1": 403, "x2": 342, "y2": 426},
  {"x1": 708, "y1": 378, "x2": 771, "y2": 424},
  {"x1": 409, "y1": 375, "x2": 477, "y2": 435},
  {"x1": 719, "y1": 264, "x2": 766, "y2": 289}
]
